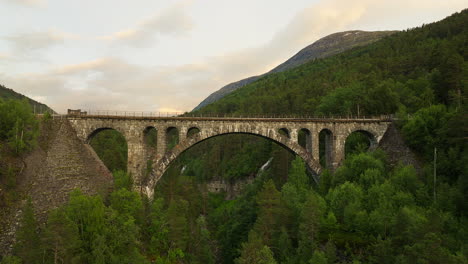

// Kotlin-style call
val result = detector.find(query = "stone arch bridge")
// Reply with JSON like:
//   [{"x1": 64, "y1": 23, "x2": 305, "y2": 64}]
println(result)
[{"x1": 67, "y1": 114, "x2": 392, "y2": 198}]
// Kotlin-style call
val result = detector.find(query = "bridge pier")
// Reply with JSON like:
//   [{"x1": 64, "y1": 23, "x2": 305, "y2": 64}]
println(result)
[
  {"x1": 127, "y1": 138, "x2": 146, "y2": 187},
  {"x1": 179, "y1": 127, "x2": 187, "y2": 142},
  {"x1": 156, "y1": 128, "x2": 167, "y2": 160},
  {"x1": 332, "y1": 134, "x2": 346, "y2": 170},
  {"x1": 312, "y1": 132, "x2": 320, "y2": 161},
  {"x1": 290, "y1": 128, "x2": 298, "y2": 143}
]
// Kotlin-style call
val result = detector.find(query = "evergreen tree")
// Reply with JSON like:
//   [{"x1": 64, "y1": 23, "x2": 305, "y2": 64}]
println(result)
[
  {"x1": 309, "y1": 250, "x2": 327, "y2": 264},
  {"x1": 42, "y1": 208, "x2": 80, "y2": 264},
  {"x1": 193, "y1": 216, "x2": 215, "y2": 264},
  {"x1": 236, "y1": 232, "x2": 277, "y2": 264},
  {"x1": 252, "y1": 180, "x2": 282, "y2": 246},
  {"x1": 13, "y1": 199, "x2": 41, "y2": 264},
  {"x1": 166, "y1": 198, "x2": 190, "y2": 252}
]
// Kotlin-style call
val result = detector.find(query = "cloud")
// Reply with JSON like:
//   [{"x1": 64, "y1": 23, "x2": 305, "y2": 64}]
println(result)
[
  {"x1": 2, "y1": 30, "x2": 75, "y2": 55},
  {"x1": 0, "y1": 52, "x2": 11, "y2": 59},
  {"x1": 4, "y1": 0, "x2": 46, "y2": 7},
  {"x1": 1, "y1": 57, "x2": 222, "y2": 113},
  {"x1": 195, "y1": 0, "x2": 369, "y2": 87},
  {"x1": 99, "y1": 2, "x2": 194, "y2": 47}
]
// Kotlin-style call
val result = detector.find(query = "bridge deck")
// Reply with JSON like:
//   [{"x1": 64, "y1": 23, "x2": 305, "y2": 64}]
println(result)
[{"x1": 66, "y1": 114, "x2": 393, "y2": 123}]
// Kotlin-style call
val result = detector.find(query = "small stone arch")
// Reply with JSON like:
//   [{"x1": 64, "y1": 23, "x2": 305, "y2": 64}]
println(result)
[
  {"x1": 143, "y1": 126, "x2": 158, "y2": 155},
  {"x1": 344, "y1": 129, "x2": 378, "y2": 156},
  {"x1": 319, "y1": 128, "x2": 334, "y2": 169},
  {"x1": 298, "y1": 128, "x2": 312, "y2": 153},
  {"x1": 187, "y1": 127, "x2": 201, "y2": 138},
  {"x1": 278, "y1": 128, "x2": 290, "y2": 138},
  {"x1": 166, "y1": 126, "x2": 179, "y2": 151}
]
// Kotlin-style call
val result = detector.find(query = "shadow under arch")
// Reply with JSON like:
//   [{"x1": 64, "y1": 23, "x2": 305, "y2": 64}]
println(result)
[
  {"x1": 143, "y1": 130, "x2": 322, "y2": 198},
  {"x1": 344, "y1": 129, "x2": 378, "y2": 157},
  {"x1": 319, "y1": 128, "x2": 333, "y2": 169},
  {"x1": 187, "y1": 127, "x2": 201, "y2": 137}
]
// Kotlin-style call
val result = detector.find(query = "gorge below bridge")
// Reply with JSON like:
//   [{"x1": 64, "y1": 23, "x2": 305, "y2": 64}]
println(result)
[{"x1": 67, "y1": 112, "x2": 392, "y2": 198}]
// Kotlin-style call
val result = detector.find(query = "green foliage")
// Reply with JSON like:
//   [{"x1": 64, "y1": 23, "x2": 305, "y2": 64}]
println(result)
[
  {"x1": 112, "y1": 170, "x2": 133, "y2": 190},
  {"x1": 0, "y1": 99, "x2": 39, "y2": 154},
  {"x1": 253, "y1": 179, "x2": 283, "y2": 246},
  {"x1": 110, "y1": 188, "x2": 143, "y2": 221},
  {"x1": 333, "y1": 152, "x2": 385, "y2": 187},
  {"x1": 178, "y1": 134, "x2": 273, "y2": 182},
  {"x1": 166, "y1": 127, "x2": 179, "y2": 151},
  {"x1": 42, "y1": 208, "x2": 80, "y2": 264},
  {"x1": 13, "y1": 199, "x2": 41, "y2": 264},
  {"x1": 0, "y1": 256, "x2": 22, "y2": 264},
  {"x1": 309, "y1": 250, "x2": 328, "y2": 264},
  {"x1": 166, "y1": 198, "x2": 190, "y2": 251},
  {"x1": 193, "y1": 216, "x2": 215, "y2": 264},
  {"x1": 236, "y1": 232, "x2": 277, "y2": 264},
  {"x1": 42, "y1": 111, "x2": 52, "y2": 122},
  {"x1": 402, "y1": 104, "x2": 451, "y2": 157},
  {"x1": 345, "y1": 131, "x2": 371, "y2": 157},
  {"x1": 89, "y1": 129, "x2": 128, "y2": 172}
]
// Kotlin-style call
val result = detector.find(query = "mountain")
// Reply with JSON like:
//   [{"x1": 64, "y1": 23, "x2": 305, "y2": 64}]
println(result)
[
  {"x1": 0, "y1": 84, "x2": 55, "y2": 113},
  {"x1": 193, "y1": 30, "x2": 397, "y2": 110},
  {"x1": 194, "y1": 9, "x2": 467, "y2": 116}
]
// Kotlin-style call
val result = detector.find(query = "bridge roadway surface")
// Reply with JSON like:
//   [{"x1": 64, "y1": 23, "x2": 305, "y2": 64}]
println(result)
[{"x1": 66, "y1": 113, "x2": 392, "y2": 198}]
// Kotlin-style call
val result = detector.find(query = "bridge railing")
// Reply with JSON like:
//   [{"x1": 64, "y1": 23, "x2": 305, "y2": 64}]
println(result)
[{"x1": 64, "y1": 109, "x2": 395, "y2": 120}]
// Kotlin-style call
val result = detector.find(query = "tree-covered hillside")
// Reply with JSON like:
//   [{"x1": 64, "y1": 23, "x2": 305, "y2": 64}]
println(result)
[
  {"x1": 0, "y1": 85, "x2": 55, "y2": 114},
  {"x1": 195, "y1": 9, "x2": 466, "y2": 117},
  {"x1": 194, "y1": 30, "x2": 396, "y2": 110}
]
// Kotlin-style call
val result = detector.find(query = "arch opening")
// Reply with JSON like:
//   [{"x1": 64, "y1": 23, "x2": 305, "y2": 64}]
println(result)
[
  {"x1": 150, "y1": 131, "x2": 321, "y2": 196},
  {"x1": 298, "y1": 128, "x2": 312, "y2": 153},
  {"x1": 166, "y1": 127, "x2": 179, "y2": 151},
  {"x1": 88, "y1": 128, "x2": 128, "y2": 172},
  {"x1": 278, "y1": 128, "x2": 290, "y2": 138},
  {"x1": 319, "y1": 129, "x2": 333, "y2": 169},
  {"x1": 187, "y1": 127, "x2": 200, "y2": 138},
  {"x1": 345, "y1": 130, "x2": 377, "y2": 157},
  {"x1": 144, "y1": 126, "x2": 158, "y2": 157}
]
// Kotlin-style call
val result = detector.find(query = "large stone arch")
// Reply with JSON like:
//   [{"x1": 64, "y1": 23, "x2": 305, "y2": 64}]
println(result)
[
  {"x1": 86, "y1": 127, "x2": 128, "y2": 143},
  {"x1": 142, "y1": 128, "x2": 322, "y2": 198}
]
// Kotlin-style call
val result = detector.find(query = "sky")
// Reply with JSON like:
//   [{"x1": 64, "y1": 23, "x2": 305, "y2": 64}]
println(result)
[{"x1": 0, "y1": 0, "x2": 466, "y2": 113}]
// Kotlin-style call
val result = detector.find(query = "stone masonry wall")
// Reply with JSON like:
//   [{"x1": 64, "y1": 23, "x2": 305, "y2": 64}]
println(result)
[{"x1": 0, "y1": 119, "x2": 113, "y2": 255}]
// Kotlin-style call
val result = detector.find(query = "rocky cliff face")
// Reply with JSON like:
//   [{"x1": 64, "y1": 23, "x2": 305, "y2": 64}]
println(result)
[
  {"x1": 193, "y1": 30, "x2": 397, "y2": 111},
  {"x1": 378, "y1": 123, "x2": 422, "y2": 172},
  {"x1": 0, "y1": 119, "x2": 113, "y2": 255}
]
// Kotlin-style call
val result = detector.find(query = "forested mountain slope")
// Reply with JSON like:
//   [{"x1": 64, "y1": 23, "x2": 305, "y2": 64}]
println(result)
[
  {"x1": 195, "y1": 10, "x2": 467, "y2": 116},
  {"x1": 193, "y1": 30, "x2": 396, "y2": 110},
  {"x1": 0, "y1": 84, "x2": 55, "y2": 114}
]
